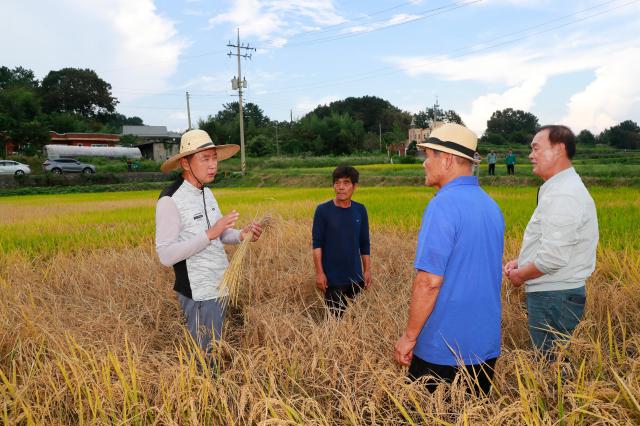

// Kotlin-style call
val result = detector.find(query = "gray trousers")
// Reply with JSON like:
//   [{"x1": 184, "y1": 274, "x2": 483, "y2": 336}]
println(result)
[{"x1": 178, "y1": 293, "x2": 226, "y2": 354}]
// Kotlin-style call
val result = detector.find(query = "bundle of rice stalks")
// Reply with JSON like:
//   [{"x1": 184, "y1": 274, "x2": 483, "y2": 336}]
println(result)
[{"x1": 220, "y1": 212, "x2": 275, "y2": 308}]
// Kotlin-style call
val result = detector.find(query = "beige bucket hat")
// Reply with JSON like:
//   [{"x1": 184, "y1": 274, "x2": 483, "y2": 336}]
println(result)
[
  {"x1": 160, "y1": 129, "x2": 239, "y2": 173},
  {"x1": 417, "y1": 123, "x2": 479, "y2": 162}
]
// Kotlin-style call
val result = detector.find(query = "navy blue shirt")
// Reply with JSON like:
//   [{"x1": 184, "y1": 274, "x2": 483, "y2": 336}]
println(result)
[
  {"x1": 414, "y1": 176, "x2": 505, "y2": 366},
  {"x1": 312, "y1": 200, "x2": 370, "y2": 287}
]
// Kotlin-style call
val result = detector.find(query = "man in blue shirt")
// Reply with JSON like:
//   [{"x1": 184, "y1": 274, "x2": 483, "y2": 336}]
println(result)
[
  {"x1": 312, "y1": 166, "x2": 371, "y2": 317},
  {"x1": 394, "y1": 123, "x2": 505, "y2": 395}
]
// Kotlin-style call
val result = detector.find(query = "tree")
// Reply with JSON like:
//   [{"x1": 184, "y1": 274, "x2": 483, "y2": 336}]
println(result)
[
  {"x1": 414, "y1": 107, "x2": 464, "y2": 128},
  {"x1": 576, "y1": 129, "x2": 596, "y2": 146},
  {"x1": 0, "y1": 86, "x2": 49, "y2": 151},
  {"x1": 199, "y1": 102, "x2": 270, "y2": 148},
  {"x1": 306, "y1": 96, "x2": 411, "y2": 135},
  {"x1": 480, "y1": 132, "x2": 507, "y2": 146},
  {"x1": 599, "y1": 120, "x2": 640, "y2": 149},
  {"x1": 297, "y1": 113, "x2": 365, "y2": 155},
  {"x1": 406, "y1": 140, "x2": 418, "y2": 156},
  {"x1": 485, "y1": 108, "x2": 540, "y2": 144},
  {"x1": 486, "y1": 108, "x2": 539, "y2": 135},
  {"x1": 45, "y1": 112, "x2": 91, "y2": 133},
  {"x1": 40, "y1": 68, "x2": 118, "y2": 118},
  {"x1": 0, "y1": 66, "x2": 38, "y2": 90},
  {"x1": 247, "y1": 134, "x2": 275, "y2": 157}
]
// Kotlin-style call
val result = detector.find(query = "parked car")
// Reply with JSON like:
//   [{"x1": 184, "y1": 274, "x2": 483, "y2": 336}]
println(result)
[
  {"x1": 0, "y1": 160, "x2": 31, "y2": 176},
  {"x1": 43, "y1": 158, "x2": 96, "y2": 175}
]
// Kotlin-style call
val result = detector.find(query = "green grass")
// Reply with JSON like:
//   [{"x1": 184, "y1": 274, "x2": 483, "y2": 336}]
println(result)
[{"x1": 1, "y1": 186, "x2": 638, "y2": 257}]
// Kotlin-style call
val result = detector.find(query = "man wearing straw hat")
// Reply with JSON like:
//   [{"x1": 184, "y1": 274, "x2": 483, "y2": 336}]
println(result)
[
  {"x1": 155, "y1": 129, "x2": 262, "y2": 357},
  {"x1": 394, "y1": 123, "x2": 505, "y2": 395}
]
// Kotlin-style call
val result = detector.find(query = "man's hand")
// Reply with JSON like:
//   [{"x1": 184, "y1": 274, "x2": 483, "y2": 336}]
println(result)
[
  {"x1": 206, "y1": 210, "x2": 239, "y2": 240},
  {"x1": 503, "y1": 259, "x2": 518, "y2": 277},
  {"x1": 240, "y1": 221, "x2": 263, "y2": 242},
  {"x1": 363, "y1": 270, "x2": 372, "y2": 289},
  {"x1": 315, "y1": 272, "x2": 328, "y2": 292},
  {"x1": 394, "y1": 333, "x2": 416, "y2": 366},
  {"x1": 507, "y1": 267, "x2": 526, "y2": 287}
]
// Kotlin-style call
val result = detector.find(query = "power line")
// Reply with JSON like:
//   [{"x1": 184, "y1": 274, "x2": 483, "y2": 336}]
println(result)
[
  {"x1": 98, "y1": 49, "x2": 228, "y2": 75},
  {"x1": 285, "y1": 0, "x2": 431, "y2": 40},
  {"x1": 252, "y1": 0, "x2": 638, "y2": 95},
  {"x1": 275, "y1": 0, "x2": 482, "y2": 47}
]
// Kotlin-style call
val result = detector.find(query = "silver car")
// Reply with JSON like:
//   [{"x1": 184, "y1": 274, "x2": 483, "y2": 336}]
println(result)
[
  {"x1": 0, "y1": 160, "x2": 31, "y2": 176},
  {"x1": 43, "y1": 158, "x2": 96, "y2": 175}
]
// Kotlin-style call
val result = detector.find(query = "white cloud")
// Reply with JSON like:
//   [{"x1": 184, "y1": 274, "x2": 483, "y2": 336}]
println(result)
[
  {"x1": 181, "y1": 72, "x2": 233, "y2": 93},
  {"x1": 562, "y1": 47, "x2": 640, "y2": 133},
  {"x1": 208, "y1": 0, "x2": 345, "y2": 43},
  {"x1": 385, "y1": 16, "x2": 640, "y2": 133},
  {"x1": 168, "y1": 111, "x2": 189, "y2": 122},
  {"x1": 462, "y1": 77, "x2": 547, "y2": 134},
  {"x1": 1, "y1": 0, "x2": 187, "y2": 104},
  {"x1": 341, "y1": 13, "x2": 422, "y2": 35},
  {"x1": 295, "y1": 94, "x2": 341, "y2": 115}
]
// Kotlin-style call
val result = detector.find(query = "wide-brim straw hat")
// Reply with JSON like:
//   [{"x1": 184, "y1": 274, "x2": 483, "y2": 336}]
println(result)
[
  {"x1": 160, "y1": 129, "x2": 240, "y2": 173},
  {"x1": 417, "y1": 123, "x2": 479, "y2": 162}
]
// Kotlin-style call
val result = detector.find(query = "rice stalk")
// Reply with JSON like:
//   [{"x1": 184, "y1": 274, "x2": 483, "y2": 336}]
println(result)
[{"x1": 220, "y1": 213, "x2": 276, "y2": 309}]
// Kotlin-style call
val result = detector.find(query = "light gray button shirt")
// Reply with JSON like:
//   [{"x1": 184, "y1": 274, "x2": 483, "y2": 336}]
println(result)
[{"x1": 518, "y1": 167, "x2": 598, "y2": 293}]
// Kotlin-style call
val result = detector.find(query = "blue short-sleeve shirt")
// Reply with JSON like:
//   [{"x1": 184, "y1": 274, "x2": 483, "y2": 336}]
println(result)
[{"x1": 414, "y1": 176, "x2": 505, "y2": 366}]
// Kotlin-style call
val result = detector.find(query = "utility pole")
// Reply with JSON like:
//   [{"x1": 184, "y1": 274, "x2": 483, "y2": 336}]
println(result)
[
  {"x1": 379, "y1": 122, "x2": 382, "y2": 152},
  {"x1": 290, "y1": 109, "x2": 293, "y2": 123},
  {"x1": 227, "y1": 28, "x2": 255, "y2": 176},
  {"x1": 185, "y1": 92, "x2": 192, "y2": 130}
]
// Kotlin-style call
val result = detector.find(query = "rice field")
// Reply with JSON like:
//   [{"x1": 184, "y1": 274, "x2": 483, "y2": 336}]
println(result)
[{"x1": 1, "y1": 186, "x2": 639, "y2": 424}]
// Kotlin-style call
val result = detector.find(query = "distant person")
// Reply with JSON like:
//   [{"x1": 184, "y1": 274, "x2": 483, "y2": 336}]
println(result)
[
  {"x1": 127, "y1": 159, "x2": 132, "y2": 172},
  {"x1": 487, "y1": 151, "x2": 497, "y2": 176},
  {"x1": 472, "y1": 152, "x2": 482, "y2": 176},
  {"x1": 505, "y1": 150, "x2": 516, "y2": 175},
  {"x1": 312, "y1": 166, "x2": 371, "y2": 317},
  {"x1": 155, "y1": 129, "x2": 263, "y2": 360},
  {"x1": 394, "y1": 123, "x2": 505, "y2": 395},
  {"x1": 505, "y1": 125, "x2": 598, "y2": 358}
]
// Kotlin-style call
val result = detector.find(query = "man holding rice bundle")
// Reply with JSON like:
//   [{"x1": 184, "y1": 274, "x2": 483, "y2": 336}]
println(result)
[
  {"x1": 155, "y1": 129, "x2": 262, "y2": 356},
  {"x1": 394, "y1": 123, "x2": 505, "y2": 395},
  {"x1": 312, "y1": 166, "x2": 371, "y2": 317}
]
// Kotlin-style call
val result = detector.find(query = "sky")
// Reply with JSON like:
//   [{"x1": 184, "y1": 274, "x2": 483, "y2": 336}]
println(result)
[{"x1": 2, "y1": 0, "x2": 640, "y2": 135}]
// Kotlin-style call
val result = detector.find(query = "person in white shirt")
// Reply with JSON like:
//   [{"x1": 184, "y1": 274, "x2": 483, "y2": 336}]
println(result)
[
  {"x1": 504, "y1": 125, "x2": 598, "y2": 358},
  {"x1": 155, "y1": 130, "x2": 263, "y2": 359}
]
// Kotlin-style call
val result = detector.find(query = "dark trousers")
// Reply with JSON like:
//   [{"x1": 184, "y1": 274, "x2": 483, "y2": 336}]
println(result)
[
  {"x1": 408, "y1": 355, "x2": 498, "y2": 395},
  {"x1": 488, "y1": 163, "x2": 496, "y2": 175},
  {"x1": 507, "y1": 164, "x2": 515, "y2": 175},
  {"x1": 526, "y1": 287, "x2": 586, "y2": 359},
  {"x1": 324, "y1": 282, "x2": 364, "y2": 317}
]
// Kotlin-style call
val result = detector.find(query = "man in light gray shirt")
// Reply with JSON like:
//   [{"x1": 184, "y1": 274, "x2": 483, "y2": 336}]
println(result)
[
  {"x1": 505, "y1": 125, "x2": 598, "y2": 358},
  {"x1": 156, "y1": 129, "x2": 262, "y2": 360}
]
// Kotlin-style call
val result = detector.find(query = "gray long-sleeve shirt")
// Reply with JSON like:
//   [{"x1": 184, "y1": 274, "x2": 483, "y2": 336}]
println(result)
[
  {"x1": 155, "y1": 178, "x2": 241, "y2": 301},
  {"x1": 518, "y1": 167, "x2": 598, "y2": 292}
]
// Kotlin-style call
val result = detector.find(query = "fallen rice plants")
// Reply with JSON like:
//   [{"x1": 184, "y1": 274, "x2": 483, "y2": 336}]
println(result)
[{"x1": 0, "y1": 187, "x2": 638, "y2": 424}]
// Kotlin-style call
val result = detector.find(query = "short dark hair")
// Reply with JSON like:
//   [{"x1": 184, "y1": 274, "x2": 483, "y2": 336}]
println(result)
[
  {"x1": 537, "y1": 125, "x2": 576, "y2": 159},
  {"x1": 332, "y1": 165, "x2": 359, "y2": 184}
]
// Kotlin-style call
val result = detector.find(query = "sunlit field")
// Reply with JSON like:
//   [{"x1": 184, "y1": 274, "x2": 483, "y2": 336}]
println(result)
[{"x1": 1, "y1": 186, "x2": 639, "y2": 424}]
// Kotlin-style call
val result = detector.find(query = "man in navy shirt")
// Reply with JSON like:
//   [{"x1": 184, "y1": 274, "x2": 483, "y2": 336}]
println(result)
[
  {"x1": 312, "y1": 166, "x2": 371, "y2": 317},
  {"x1": 394, "y1": 123, "x2": 505, "y2": 395}
]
